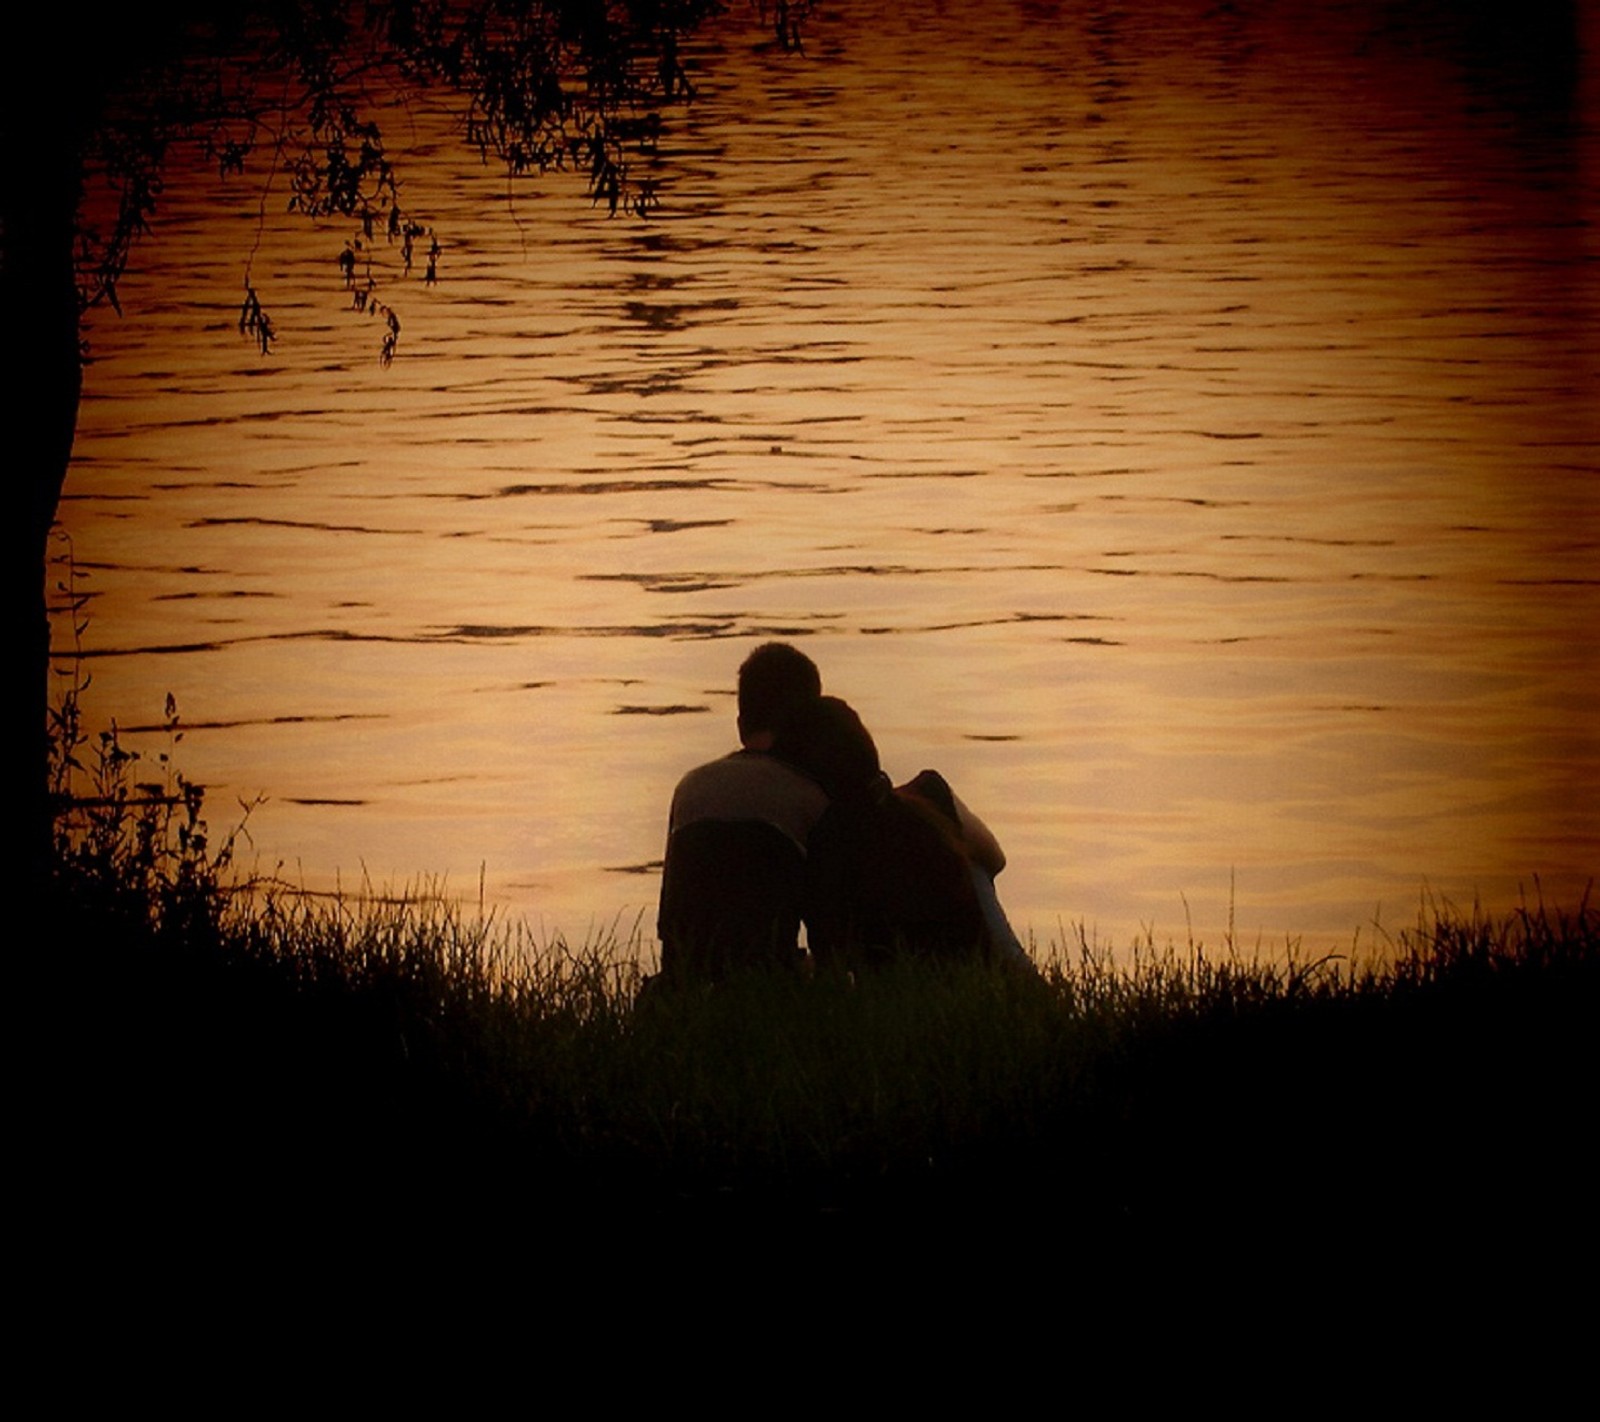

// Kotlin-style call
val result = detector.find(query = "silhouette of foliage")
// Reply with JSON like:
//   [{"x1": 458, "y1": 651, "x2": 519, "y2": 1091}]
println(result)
[
  {"x1": 48, "y1": 538, "x2": 251, "y2": 935},
  {"x1": 70, "y1": 0, "x2": 781, "y2": 362}
]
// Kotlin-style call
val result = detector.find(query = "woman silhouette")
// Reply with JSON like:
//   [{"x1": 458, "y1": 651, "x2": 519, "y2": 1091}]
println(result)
[{"x1": 774, "y1": 696, "x2": 1028, "y2": 971}]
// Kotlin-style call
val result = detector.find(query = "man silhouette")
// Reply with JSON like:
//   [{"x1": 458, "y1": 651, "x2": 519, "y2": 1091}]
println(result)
[{"x1": 656, "y1": 643, "x2": 828, "y2": 983}]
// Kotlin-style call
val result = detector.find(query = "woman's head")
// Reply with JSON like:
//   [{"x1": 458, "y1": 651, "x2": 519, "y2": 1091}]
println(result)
[{"x1": 777, "y1": 695, "x2": 881, "y2": 800}]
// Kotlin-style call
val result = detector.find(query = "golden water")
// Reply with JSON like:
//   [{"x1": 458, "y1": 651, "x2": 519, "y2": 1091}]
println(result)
[{"x1": 59, "y1": 0, "x2": 1599, "y2": 950}]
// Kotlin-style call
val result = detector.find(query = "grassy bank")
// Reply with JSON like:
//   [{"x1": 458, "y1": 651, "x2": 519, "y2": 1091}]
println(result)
[{"x1": 48, "y1": 837, "x2": 1596, "y2": 1258}]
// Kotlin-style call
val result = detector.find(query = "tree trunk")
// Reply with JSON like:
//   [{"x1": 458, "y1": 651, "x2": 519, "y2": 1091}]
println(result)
[{"x1": 2, "y1": 117, "x2": 85, "y2": 896}]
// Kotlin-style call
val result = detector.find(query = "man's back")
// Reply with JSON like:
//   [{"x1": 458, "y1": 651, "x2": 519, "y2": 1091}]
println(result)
[{"x1": 657, "y1": 751, "x2": 828, "y2": 983}]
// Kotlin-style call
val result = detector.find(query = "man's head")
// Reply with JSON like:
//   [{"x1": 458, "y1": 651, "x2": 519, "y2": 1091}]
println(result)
[{"x1": 737, "y1": 642, "x2": 821, "y2": 749}]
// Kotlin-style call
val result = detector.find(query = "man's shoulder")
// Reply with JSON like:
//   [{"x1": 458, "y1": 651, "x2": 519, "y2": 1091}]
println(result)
[
  {"x1": 669, "y1": 751, "x2": 828, "y2": 846},
  {"x1": 674, "y1": 749, "x2": 811, "y2": 789},
  {"x1": 672, "y1": 748, "x2": 746, "y2": 782},
  {"x1": 672, "y1": 750, "x2": 826, "y2": 805}
]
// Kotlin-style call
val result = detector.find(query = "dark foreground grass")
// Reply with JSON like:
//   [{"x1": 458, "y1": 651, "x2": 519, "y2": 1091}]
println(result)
[{"x1": 45, "y1": 848, "x2": 1597, "y2": 1274}]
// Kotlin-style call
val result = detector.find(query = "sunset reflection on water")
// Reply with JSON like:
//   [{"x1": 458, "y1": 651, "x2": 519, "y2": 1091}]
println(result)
[{"x1": 58, "y1": 0, "x2": 1598, "y2": 952}]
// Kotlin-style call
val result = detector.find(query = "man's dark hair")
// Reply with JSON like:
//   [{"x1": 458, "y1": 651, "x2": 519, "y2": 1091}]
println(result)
[{"x1": 737, "y1": 642, "x2": 821, "y2": 742}]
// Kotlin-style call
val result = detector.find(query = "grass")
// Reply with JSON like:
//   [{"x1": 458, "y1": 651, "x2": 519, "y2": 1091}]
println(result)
[{"x1": 49, "y1": 842, "x2": 1597, "y2": 1246}]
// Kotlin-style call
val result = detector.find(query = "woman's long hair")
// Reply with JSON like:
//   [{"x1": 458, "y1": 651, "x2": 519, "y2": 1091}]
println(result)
[{"x1": 779, "y1": 697, "x2": 985, "y2": 965}]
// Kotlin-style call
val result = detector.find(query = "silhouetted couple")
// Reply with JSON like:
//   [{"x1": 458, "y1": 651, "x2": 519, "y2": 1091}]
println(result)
[{"x1": 657, "y1": 643, "x2": 1028, "y2": 985}]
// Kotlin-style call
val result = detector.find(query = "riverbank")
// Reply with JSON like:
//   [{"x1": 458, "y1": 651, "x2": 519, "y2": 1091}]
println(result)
[{"x1": 45, "y1": 836, "x2": 1596, "y2": 1270}]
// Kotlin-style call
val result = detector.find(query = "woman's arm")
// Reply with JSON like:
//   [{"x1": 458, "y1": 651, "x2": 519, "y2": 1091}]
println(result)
[{"x1": 951, "y1": 789, "x2": 1006, "y2": 876}]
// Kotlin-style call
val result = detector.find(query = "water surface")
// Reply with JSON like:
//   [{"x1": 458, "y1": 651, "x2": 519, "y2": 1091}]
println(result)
[{"x1": 59, "y1": 0, "x2": 1600, "y2": 950}]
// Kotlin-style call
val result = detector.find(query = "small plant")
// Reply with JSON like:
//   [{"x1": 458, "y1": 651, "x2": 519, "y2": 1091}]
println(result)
[
  {"x1": 48, "y1": 547, "x2": 246, "y2": 934},
  {"x1": 51, "y1": 689, "x2": 246, "y2": 936}
]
